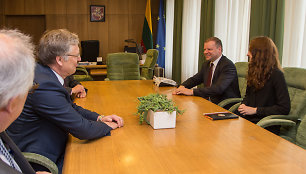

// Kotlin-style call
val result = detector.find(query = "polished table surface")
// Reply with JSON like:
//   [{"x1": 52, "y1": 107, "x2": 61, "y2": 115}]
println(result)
[{"x1": 63, "y1": 80, "x2": 306, "y2": 174}]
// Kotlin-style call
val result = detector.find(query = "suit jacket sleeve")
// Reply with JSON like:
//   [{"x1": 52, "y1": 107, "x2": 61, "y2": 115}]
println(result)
[
  {"x1": 242, "y1": 87, "x2": 249, "y2": 104},
  {"x1": 185, "y1": 58, "x2": 238, "y2": 98},
  {"x1": 64, "y1": 75, "x2": 81, "y2": 95},
  {"x1": 0, "y1": 161, "x2": 23, "y2": 174},
  {"x1": 65, "y1": 87, "x2": 72, "y2": 95},
  {"x1": 64, "y1": 75, "x2": 81, "y2": 88},
  {"x1": 31, "y1": 80, "x2": 112, "y2": 140}
]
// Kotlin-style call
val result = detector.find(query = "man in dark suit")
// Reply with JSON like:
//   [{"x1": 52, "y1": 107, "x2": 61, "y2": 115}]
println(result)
[
  {"x1": 0, "y1": 30, "x2": 50, "y2": 174},
  {"x1": 173, "y1": 37, "x2": 240, "y2": 105},
  {"x1": 7, "y1": 29, "x2": 124, "y2": 174}
]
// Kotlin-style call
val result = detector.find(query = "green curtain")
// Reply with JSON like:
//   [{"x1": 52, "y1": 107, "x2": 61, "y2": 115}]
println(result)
[
  {"x1": 249, "y1": 0, "x2": 285, "y2": 62},
  {"x1": 198, "y1": 0, "x2": 215, "y2": 71},
  {"x1": 171, "y1": 0, "x2": 183, "y2": 84}
]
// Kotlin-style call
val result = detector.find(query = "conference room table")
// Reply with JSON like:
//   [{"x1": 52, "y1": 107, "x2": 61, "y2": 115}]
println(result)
[{"x1": 62, "y1": 80, "x2": 306, "y2": 174}]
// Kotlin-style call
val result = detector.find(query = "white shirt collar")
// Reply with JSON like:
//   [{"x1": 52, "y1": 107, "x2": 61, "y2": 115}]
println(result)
[
  {"x1": 51, "y1": 69, "x2": 64, "y2": 85},
  {"x1": 211, "y1": 55, "x2": 222, "y2": 67}
]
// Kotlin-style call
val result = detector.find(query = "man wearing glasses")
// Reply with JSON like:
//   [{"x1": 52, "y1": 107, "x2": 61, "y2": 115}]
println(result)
[{"x1": 7, "y1": 29, "x2": 124, "y2": 174}]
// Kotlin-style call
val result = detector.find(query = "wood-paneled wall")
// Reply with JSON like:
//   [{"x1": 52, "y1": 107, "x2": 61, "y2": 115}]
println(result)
[
  {"x1": 0, "y1": 0, "x2": 160, "y2": 61},
  {"x1": 0, "y1": 0, "x2": 4, "y2": 26}
]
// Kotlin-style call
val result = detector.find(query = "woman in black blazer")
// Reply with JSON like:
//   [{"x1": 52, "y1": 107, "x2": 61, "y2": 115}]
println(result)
[{"x1": 238, "y1": 36, "x2": 290, "y2": 133}]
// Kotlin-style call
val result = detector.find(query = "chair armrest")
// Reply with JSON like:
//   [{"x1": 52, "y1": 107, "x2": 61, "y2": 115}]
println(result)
[
  {"x1": 259, "y1": 114, "x2": 299, "y2": 122},
  {"x1": 104, "y1": 78, "x2": 110, "y2": 81},
  {"x1": 140, "y1": 77, "x2": 146, "y2": 80},
  {"x1": 76, "y1": 67, "x2": 89, "y2": 75},
  {"x1": 218, "y1": 98, "x2": 243, "y2": 108},
  {"x1": 296, "y1": 114, "x2": 306, "y2": 149},
  {"x1": 256, "y1": 119, "x2": 296, "y2": 128},
  {"x1": 23, "y1": 152, "x2": 58, "y2": 174},
  {"x1": 228, "y1": 102, "x2": 241, "y2": 112}
]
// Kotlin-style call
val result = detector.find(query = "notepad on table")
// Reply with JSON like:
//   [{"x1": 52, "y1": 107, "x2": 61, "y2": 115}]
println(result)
[{"x1": 203, "y1": 112, "x2": 238, "y2": 120}]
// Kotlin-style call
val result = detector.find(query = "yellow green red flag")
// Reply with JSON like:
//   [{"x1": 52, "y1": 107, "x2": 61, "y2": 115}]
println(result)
[{"x1": 141, "y1": 0, "x2": 153, "y2": 53}]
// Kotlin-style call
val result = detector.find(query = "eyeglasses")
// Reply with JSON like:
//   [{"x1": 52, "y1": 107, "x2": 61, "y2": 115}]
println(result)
[
  {"x1": 65, "y1": 54, "x2": 81, "y2": 58},
  {"x1": 29, "y1": 82, "x2": 39, "y2": 94}
]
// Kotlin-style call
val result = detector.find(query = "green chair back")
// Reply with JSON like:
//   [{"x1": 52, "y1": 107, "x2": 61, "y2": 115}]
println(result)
[
  {"x1": 106, "y1": 52, "x2": 141, "y2": 80},
  {"x1": 141, "y1": 49, "x2": 159, "y2": 79},
  {"x1": 283, "y1": 67, "x2": 306, "y2": 119},
  {"x1": 279, "y1": 67, "x2": 306, "y2": 140},
  {"x1": 296, "y1": 115, "x2": 306, "y2": 149},
  {"x1": 235, "y1": 62, "x2": 248, "y2": 98},
  {"x1": 73, "y1": 66, "x2": 93, "y2": 82}
]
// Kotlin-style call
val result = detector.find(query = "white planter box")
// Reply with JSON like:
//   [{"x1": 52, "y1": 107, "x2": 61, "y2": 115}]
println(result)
[{"x1": 147, "y1": 110, "x2": 176, "y2": 129}]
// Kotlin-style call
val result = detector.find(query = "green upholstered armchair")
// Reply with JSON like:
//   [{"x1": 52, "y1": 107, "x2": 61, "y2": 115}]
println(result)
[
  {"x1": 140, "y1": 49, "x2": 159, "y2": 79},
  {"x1": 23, "y1": 152, "x2": 58, "y2": 174},
  {"x1": 73, "y1": 66, "x2": 93, "y2": 82},
  {"x1": 105, "y1": 52, "x2": 145, "y2": 81},
  {"x1": 256, "y1": 67, "x2": 306, "y2": 143},
  {"x1": 218, "y1": 62, "x2": 248, "y2": 110},
  {"x1": 295, "y1": 115, "x2": 306, "y2": 149},
  {"x1": 258, "y1": 114, "x2": 306, "y2": 149}
]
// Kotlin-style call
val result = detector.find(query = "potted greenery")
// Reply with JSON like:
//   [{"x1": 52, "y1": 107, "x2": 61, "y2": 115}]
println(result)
[{"x1": 136, "y1": 93, "x2": 184, "y2": 129}]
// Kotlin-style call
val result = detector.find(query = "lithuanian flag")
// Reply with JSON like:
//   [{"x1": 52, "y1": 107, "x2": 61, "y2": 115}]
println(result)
[{"x1": 141, "y1": 0, "x2": 153, "y2": 53}]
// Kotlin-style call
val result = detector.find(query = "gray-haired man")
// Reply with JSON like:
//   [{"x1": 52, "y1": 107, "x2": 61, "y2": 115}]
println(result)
[{"x1": 0, "y1": 29, "x2": 50, "y2": 174}]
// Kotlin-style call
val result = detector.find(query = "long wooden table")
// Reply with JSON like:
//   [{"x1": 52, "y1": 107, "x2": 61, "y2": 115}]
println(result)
[{"x1": 63, "y1": 80, "x2": 306, "y2": 174}]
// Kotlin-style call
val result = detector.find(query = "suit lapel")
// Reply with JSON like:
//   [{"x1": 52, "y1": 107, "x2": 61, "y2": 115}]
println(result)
[
  {"x1": 0, "y1": 159, "x2": 21, "y2": 174},
  {"x1": 211, "y1": 56, "x2": 224, "y2": 84}
]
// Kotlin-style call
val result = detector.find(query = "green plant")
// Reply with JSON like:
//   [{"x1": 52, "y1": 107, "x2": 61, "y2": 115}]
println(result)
[{"x1": 136, "y1": 93, "x2": 184, "y2": 124}]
